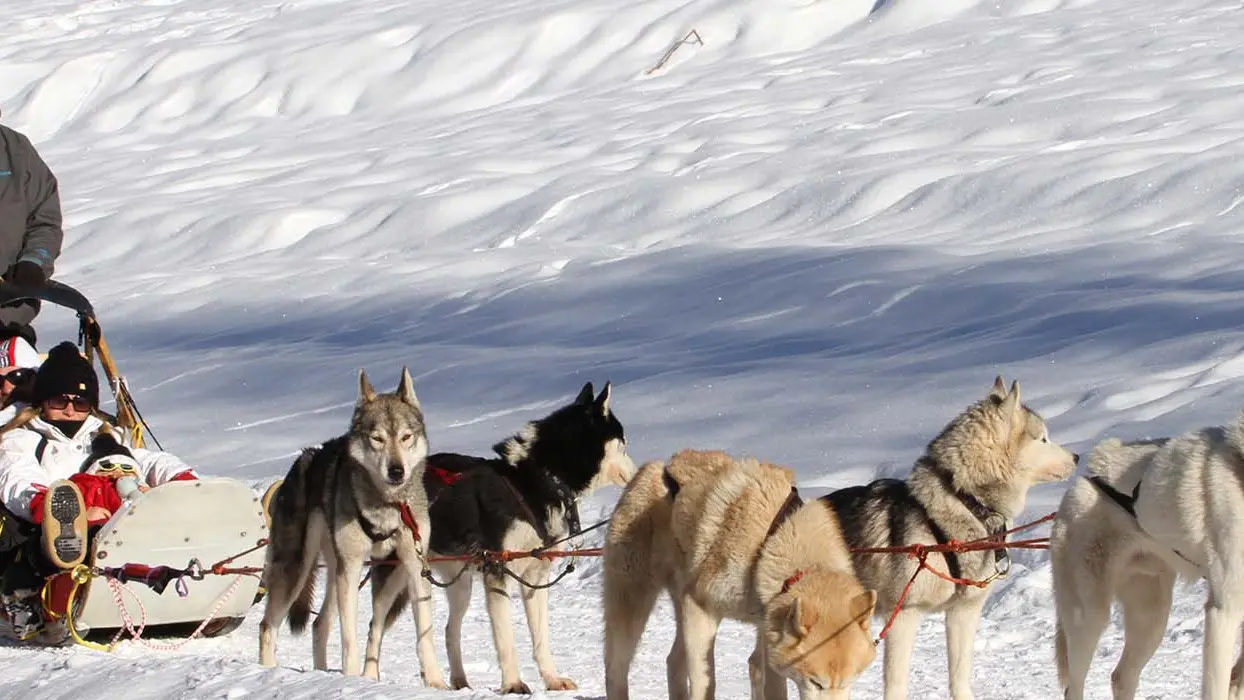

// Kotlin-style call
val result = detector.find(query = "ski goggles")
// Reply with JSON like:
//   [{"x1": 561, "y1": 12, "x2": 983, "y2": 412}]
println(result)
[
  {"x1": 46, "y1": 394, "x2": 92, "y2": 412},
  {"x1": 91, "y1": 455, "x2": 140, "y2": 479}
]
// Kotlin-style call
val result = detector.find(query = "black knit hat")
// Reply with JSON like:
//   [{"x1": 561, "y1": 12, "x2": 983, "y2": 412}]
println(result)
[{"x1": 34, "y1": 341, "x2": 100, "y2": 408}]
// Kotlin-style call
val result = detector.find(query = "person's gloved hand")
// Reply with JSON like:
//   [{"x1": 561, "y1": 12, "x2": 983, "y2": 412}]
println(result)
[{"x1": 9, "y1": 261, "x2": 47, "y2": 288}]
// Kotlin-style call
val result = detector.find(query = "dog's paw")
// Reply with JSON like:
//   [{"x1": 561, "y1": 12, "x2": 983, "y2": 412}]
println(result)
[
  {"x1": 500, "y1": 680, "x2": 532, "y2": 694},
  {"x1": 421, "y1": 671, "x2": 449, "y2": 690},
  {"x1": 544, "y1": 676, "x2": 578, "y2": 691},
  {"x1": 451, "y1": 675, "x2": 471, "y2": 690}
]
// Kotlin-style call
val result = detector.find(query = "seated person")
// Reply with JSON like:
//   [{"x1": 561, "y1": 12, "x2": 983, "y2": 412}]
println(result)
[
  {"x1": 0, "y1": 335, "x2": 40, "y2": 424},
  {"x1": 0, "y1": 341, "x2": 199, "y2": 643}
]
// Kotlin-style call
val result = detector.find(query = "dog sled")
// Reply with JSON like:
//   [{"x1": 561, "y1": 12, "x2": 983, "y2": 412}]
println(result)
[{"x1": 0, "y1": 281, "x2": 269, "y2": 644}]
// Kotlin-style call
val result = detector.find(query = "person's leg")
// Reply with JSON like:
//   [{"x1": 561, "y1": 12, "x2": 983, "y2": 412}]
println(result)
[{"x1": 1, "y1": 527, "x2": 52, "y2": 640}]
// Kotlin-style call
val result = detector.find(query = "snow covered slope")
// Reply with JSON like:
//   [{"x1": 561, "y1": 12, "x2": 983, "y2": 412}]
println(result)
[{"x1": 2, "y1": 0, "x2": 1243, "y2": 696}]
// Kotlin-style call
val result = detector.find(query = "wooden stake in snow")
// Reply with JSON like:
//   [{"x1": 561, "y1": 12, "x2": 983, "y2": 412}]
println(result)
[{"x1": 646, "y1": 29, "x2": 704, "y2": 75}]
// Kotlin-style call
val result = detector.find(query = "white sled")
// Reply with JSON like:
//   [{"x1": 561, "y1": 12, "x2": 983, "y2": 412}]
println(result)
[
  {"x1": 0, "y1": 281, "x2": 271, "y2": 642},
  {"x1": 76, "y1": 478, "x2": 269, "y2": 637}
]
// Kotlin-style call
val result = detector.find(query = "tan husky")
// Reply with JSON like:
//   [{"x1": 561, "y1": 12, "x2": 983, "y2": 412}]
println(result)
[{"x1": 603, "y1": 449, "x2": 878, "y2": 700}]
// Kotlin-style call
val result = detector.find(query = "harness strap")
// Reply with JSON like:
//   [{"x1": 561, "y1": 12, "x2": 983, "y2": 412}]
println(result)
[
  {"x1": 767, "y1": 486, "x2": 806, "y2": 597},
  {"x1": 1086, "y1": 476, "x2": 1138, "y2": 516},
  {"x1": 1086, "y1": 474, "x2": 1198, "y2": 567},
  {"x1": 397, "y1": 502, "x2": 421, "y2": 542},
  {"x1": 354, "y1": 502, "x2": 422, "y2": 545},
  {"x1": 922, "y1": 457, "x2": 1011, "y2": 574},
  {"x1": 764, "y1": 485, "x2": 803, "y2": 542},
  {"x1": 554, "y1": 477, "x2": 583, "y2": 539},
  {"x1": 499, "y1": 472, "x2": 554, "y2": 547}
]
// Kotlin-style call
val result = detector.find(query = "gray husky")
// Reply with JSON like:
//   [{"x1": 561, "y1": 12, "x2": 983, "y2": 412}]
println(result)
[
  {"x1": 257, "y1": 368, "x2": 446, "y2": 688},
  {"x1": 821, "y1": 377, "x2": 1079, "y2": 700}
]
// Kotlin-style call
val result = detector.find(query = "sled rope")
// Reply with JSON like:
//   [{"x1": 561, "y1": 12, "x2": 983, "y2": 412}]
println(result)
[
  {"x1": 158, "y1": 516, "x2": 612, "y2": 596},
  {"x1": 102, "y1": 573, "x2": 247, "y2": 652},
  {"x1": 59, "y1": 561, "x2": 248, "y2": 656},
  {"x1": 359, "y1": 546, "x2": 606, "y2": 591},
  {"x1": 354, "y1": 516, "x2": 612, "y2": 591},
  {"x1": 853, "y1": 512, "x2": 1056, "y2": 645},
  {"x1": 207, "y1": 539, "x2": 269, "y2": 578},
  {"x1": 418, "y1": 561, "x2": 474, "y2": 590},
  {"x1": 488, "y1": 555, "x2": 582, "y2": 590},
  {"x1": 531, "y1": 518, "x2": 610, "y2": 556}
]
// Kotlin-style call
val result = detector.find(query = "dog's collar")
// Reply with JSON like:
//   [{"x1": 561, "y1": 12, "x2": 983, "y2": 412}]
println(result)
[
  {"x1": 780, "y1": 569, "x2": 805, "y2": 594},
  {"x1": 919, "y1": 457, "x2": 1006, "y2": 533},
  {"x1": 351, "y1": 486, "x2": 423, "y2": 544}
]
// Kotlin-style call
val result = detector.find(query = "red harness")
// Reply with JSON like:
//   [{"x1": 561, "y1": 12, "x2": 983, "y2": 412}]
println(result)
[
  {"x1": 428, "y1": 464, "x2": 465, "y2": 486},
  {"x1": 397, "y1": 502, "x2": 421, "y2": 542}
]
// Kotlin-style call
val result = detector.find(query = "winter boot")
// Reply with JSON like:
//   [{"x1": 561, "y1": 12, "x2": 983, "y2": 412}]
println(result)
[
  {"x1": 41, "y1": 480, "x2": 87, "y2": 570},
  {"x1": 0, "y1": 589, "x2": 43, "y2": 641}
]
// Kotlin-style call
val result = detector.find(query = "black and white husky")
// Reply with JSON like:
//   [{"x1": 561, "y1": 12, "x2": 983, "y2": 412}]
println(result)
[{"x1": 423, "y1": 381, "x2": 634, "y2": 694}]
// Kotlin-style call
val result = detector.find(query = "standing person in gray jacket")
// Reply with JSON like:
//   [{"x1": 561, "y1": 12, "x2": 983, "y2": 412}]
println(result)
[{"x1": 0, "y1": 108, "x2": 64, "y2": 348}]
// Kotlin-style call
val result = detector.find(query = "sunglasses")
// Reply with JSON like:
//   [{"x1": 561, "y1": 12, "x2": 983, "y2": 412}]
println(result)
[
  {"x1": 1, "y1": 368, "x2": 35, "y2": 386},
  {"x1": 46, "y1": 394, "x2": 92, "y2": 412}
]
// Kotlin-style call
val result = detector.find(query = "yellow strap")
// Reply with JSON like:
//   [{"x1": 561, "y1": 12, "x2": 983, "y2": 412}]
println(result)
[{"x1": 65, "y1": 565, "x2": 113, "y2": 652}]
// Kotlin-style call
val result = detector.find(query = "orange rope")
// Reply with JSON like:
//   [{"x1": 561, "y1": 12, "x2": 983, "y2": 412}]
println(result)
[
  {"x1": 207, "y1": 539, "x2": 268, "y2": 576},
  {"x1": 852, "y1": 512, "x2": 1056, "y2": 643}
]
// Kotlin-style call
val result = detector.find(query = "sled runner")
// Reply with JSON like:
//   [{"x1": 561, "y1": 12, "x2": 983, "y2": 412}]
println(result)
[{"x1": 0, "y1": 280, "x2": 269, "y2": 643}]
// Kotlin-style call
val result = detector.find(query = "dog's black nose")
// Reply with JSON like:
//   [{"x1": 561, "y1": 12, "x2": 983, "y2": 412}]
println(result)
[
  {"x1": 387, "y1": 466, "x2": 405, "y2": 483},
  {"x1": 1073, "y1": 453, "x2": 1081, "y2": 465}
]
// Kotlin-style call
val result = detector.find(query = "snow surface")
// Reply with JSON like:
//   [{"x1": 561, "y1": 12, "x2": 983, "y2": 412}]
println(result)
[{"x1": 4, "y1": 0, "x2": 1244, "y2": 696}]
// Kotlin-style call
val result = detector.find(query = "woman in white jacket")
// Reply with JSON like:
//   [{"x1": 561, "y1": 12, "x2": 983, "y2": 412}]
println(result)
[{"x1": 0, "y1": 341, "x2": 199, "y2": 644}]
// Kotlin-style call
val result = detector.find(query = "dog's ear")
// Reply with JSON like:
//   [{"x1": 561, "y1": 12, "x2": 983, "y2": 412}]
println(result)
[
  {"x1": 1000, "y1": 379, "x2": 1021, "y2": 417},
  {"x1": 989, "y1": 375, "x2": 1008, "y2": 400},
  {"x1": 359, "y1": 370, "x2": 377, "y2": 403},
  {"x1": 397, "y1": 366, "x2": 420, "y2": 408},
  {"x1": 850, "y1": 589, "x2": 878, "y2": 632},
  {"x1": 785, "y1": 596, "x2": 815, "y2": 639},
  {"x1": 575, "y1": 382, "x2": 595, "y2": 406},
  {"x1": 595, "y1": 381, "x2": 613, "y2": 416},
  {"x1": 785, "y1": 597, "x2": 803, "y2": 638}
]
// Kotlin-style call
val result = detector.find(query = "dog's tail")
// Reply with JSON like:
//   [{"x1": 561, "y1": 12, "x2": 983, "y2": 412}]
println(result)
[
  {"x1": 288, "y1": 568, "x2": 317, "y2": 634},
  {"x1": 272, "y1": 446, "x2": 321, "y2": 635},
  {"x1": 1085, "y1": 436, "x2": 1164, "y2": 481}
]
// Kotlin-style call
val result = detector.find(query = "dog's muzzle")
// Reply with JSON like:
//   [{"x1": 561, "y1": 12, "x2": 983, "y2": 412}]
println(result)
[{"x1": 386, "y1": 465, "x2": 406, "y2": 485}]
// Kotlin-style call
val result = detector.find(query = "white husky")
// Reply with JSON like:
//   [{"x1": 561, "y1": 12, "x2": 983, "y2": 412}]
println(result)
[{"x1": 1051, "y1": 414, "x2": 1244, "y2": 700}]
